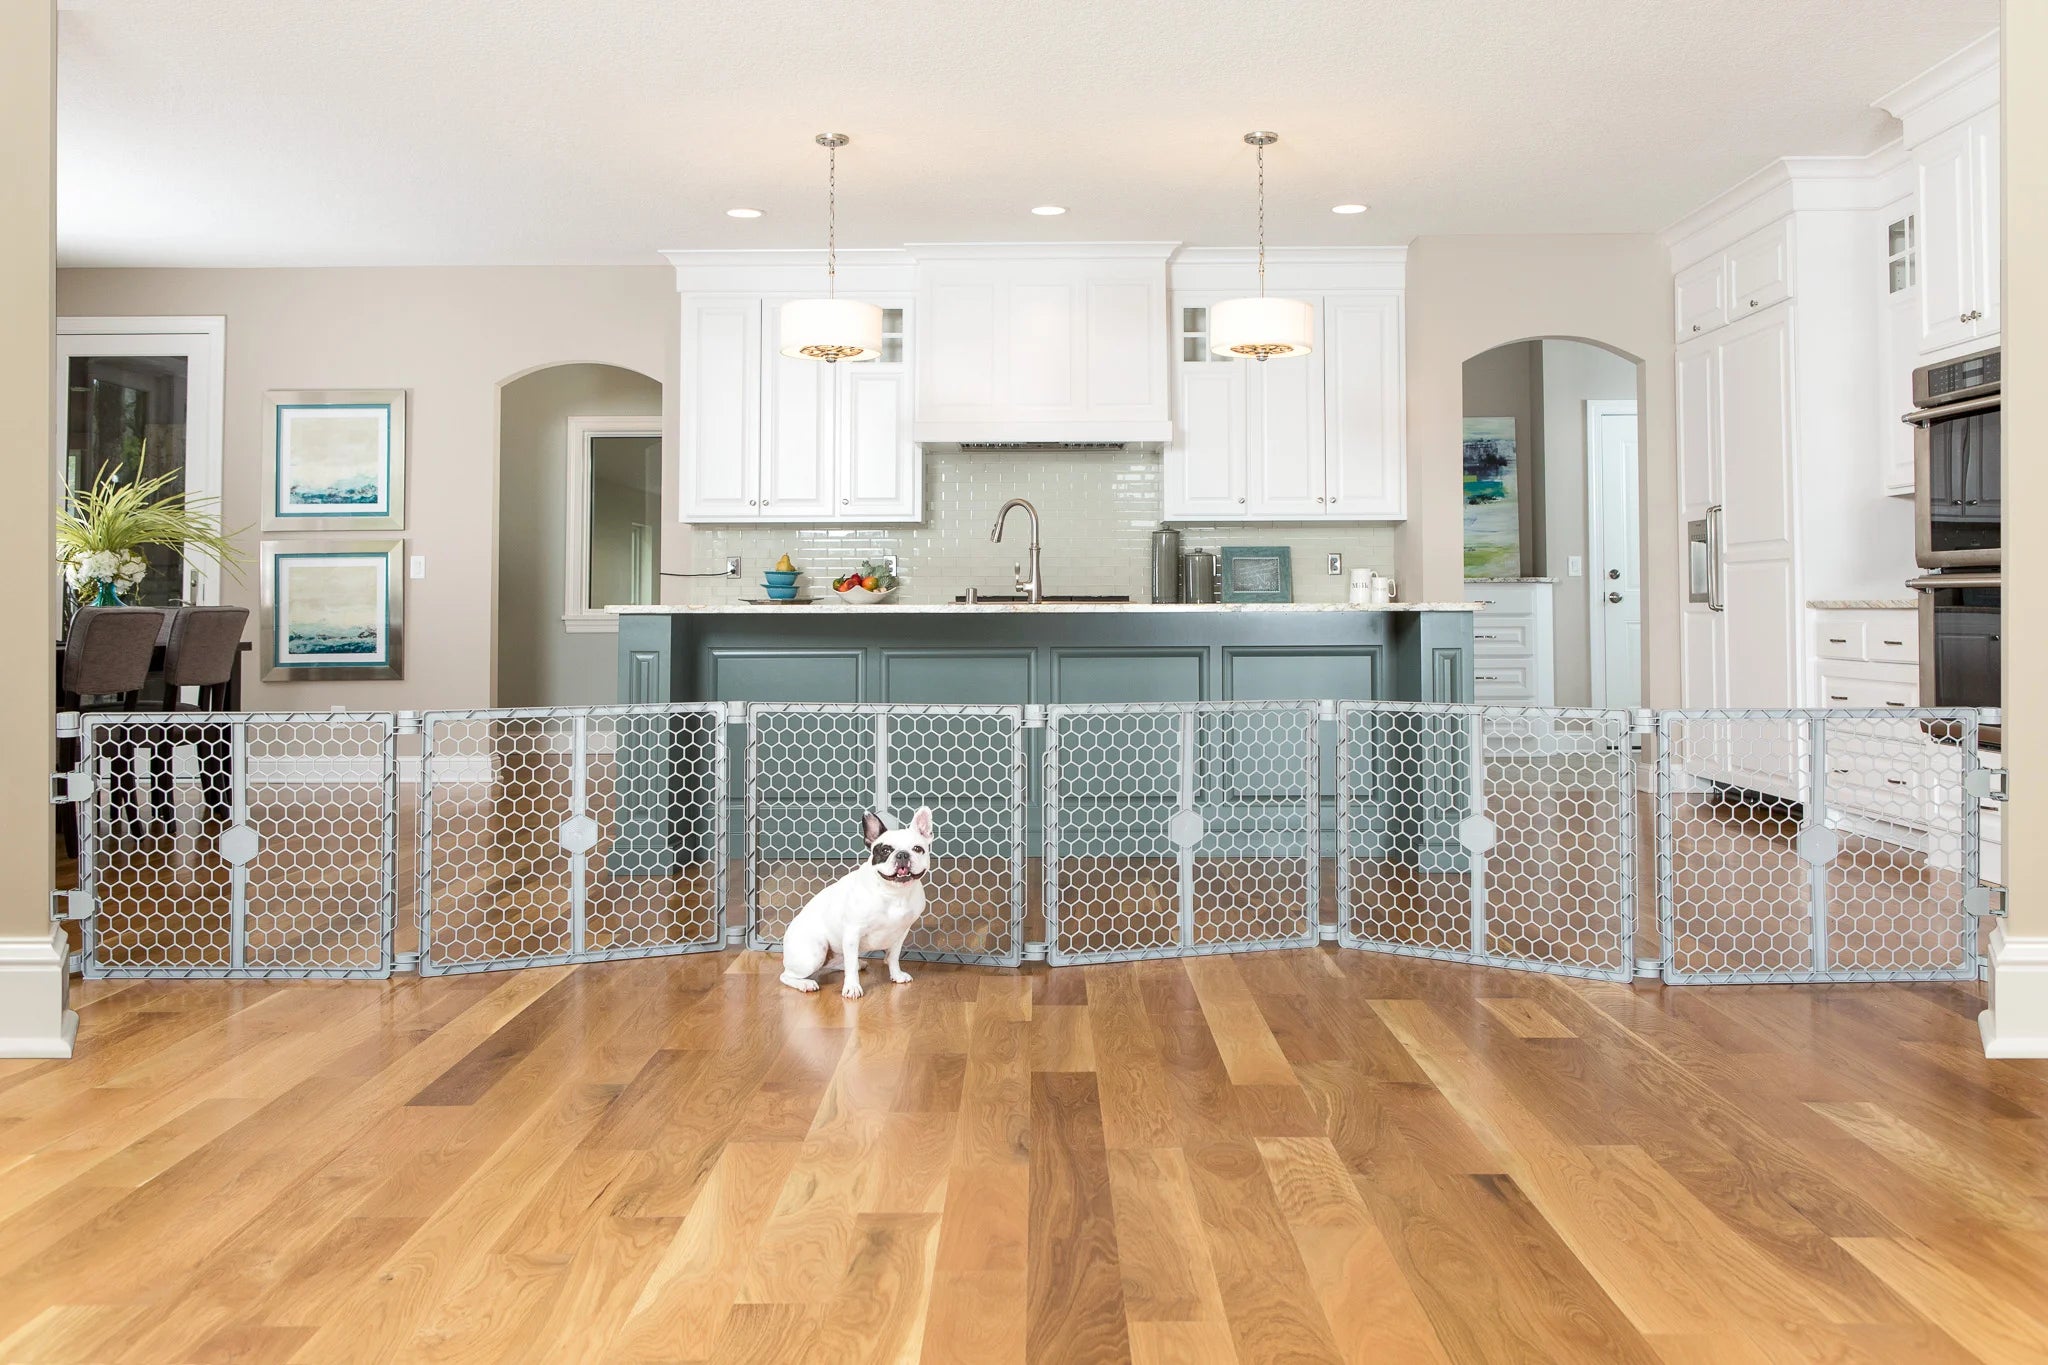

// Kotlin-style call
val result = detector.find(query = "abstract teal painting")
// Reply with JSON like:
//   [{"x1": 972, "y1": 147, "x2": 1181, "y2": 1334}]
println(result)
[{"x1": 1462, "y1": 417, "x2": 1520, "y2": 579}]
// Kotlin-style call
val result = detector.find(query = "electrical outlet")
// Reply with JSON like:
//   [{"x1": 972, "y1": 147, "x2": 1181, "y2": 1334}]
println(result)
[
  {"x1": 1567, "y1": 555, "x2": 1584, "y2": 577},
  {"x1": 408, "y1": 556, "x2": 426, "y2": 580},
  {"x1": 725, "y1": 556, "x2": 740, "y2": 578},
  {"x1": 884, "y1": 554, "x2": 900, "y2": 576},
  {"x1": 1327, "y1": 552, "x2": 1343, "y2": 576}
]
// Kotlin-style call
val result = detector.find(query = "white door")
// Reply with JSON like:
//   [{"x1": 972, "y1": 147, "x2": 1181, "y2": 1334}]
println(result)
[
  {"x1": 1588, "y1": 401, "x2": 1641, "y2": 708},
  {"x1": 1322, "y1": 293, "x2": 1405, "y2": 518},
  {"x1": 1916, "y1": 122, "x2": 1981, "y2": 355},
  {"x1": 1968, "y1": 110, "x2": 2000, "y2": 339},
  {"x1": 56, "y1": 318, "x2": 226, "y2": 607},
  {"x1": 1245, "y1": 347, "x2": 1325, "y2": 518},
  {"x1": 837, "y1": 365, "x2": 917, "y2": 520},
  {"x1": 759, "y1": 342, "x2": 836, "y2": 520},
  {"x1": 680, "y1": 298, "x2": 760, "y2": 520}
]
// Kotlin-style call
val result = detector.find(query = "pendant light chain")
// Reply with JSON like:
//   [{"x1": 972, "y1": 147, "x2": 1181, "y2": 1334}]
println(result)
[
  {"x1": 826, "y1": 138, "x2": 838, "y2": 298},
  {"x1": 1255, "y1": 137, "x2": 1266, "y2": 299}
]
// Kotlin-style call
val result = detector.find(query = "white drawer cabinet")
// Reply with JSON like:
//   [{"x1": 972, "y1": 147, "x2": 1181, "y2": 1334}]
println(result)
[
  {"x1": 1810, "y1": 608, "x2": 1918, "y2": 710},
  {"x1": 1671, "y1": 220, "x2": 1793, "y2": 342},
  {"x1": 1467, "y1": 581, "x2": 1555, "y2": 706}
]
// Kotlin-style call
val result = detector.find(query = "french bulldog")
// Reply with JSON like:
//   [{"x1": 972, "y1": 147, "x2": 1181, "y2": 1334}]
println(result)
[{"x1": 778, "y1": 806, "x2": 933, "y2": 998}]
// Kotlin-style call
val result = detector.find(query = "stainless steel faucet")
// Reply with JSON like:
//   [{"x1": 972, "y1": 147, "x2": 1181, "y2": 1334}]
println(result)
[{"x1": 990, "y1": 497, "x2": 1043, "y2": 603}]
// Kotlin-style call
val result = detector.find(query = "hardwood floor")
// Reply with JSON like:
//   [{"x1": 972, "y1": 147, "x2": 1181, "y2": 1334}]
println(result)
[{"x1": 4, "y1": 945, "x2": 2046, "y2": 1363}]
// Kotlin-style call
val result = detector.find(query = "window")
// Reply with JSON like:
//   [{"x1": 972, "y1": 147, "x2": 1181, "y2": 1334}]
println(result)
[
  {"x1": 563, "y1": 416, "x2": 662, "y2": 633},
  {"x1": 1886, "y1": 215, "x2": 1917, "y2": 294}
]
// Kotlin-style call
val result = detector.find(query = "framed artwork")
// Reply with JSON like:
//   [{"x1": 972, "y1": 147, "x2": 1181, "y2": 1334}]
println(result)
[
  {"x1": 1218, "y1": 546, "x2": 1293, "y2": 603},
  {"x1": 262, "y1": 389, "x2": 407, "y2": 531},
  {"x1": 1462, "y1": 416, "x2": 1520, "y2": 578},
  {"x1": 260, "y1": 539, "x2": 404, "y2": 681}
]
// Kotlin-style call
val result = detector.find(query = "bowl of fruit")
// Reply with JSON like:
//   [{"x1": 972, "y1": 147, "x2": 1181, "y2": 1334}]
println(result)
[{"x1": 832, "y1": 561, "x2": 899, "y2": 605}]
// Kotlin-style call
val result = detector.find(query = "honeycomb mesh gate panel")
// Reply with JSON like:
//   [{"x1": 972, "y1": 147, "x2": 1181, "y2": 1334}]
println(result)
[
  {"x1": 746, "y1": 704, "x2": 1026, "y2": 966},
  {"x1": 418, "y1": 705, "x2": 725, "y2": 975},
  {"x1": 1337, "y1": 703, "x2": 1635, "y2": 983},
  {"x1": 77, "y1": 712, "x2": 395, "y2": 979},
  {"x1": 1045, "y1": 703, "x2": 1320, "y2": 965},
  {"x1": 1656, "y1": 708, "x2": 1981, "y2": 984}
]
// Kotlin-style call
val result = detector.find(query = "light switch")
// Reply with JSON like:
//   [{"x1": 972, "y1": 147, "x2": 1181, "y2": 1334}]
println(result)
[
  {"x1": 1566, "y1": 555, "x2": 1583, "y2": 577},
  {"x1": 409, "y1": 556, "x2": 426, "y2": 579}
]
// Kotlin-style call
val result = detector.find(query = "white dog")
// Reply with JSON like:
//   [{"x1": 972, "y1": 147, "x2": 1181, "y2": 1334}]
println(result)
[{"x1": 778, "y1": 807, "x2": 933, "y2": 998}]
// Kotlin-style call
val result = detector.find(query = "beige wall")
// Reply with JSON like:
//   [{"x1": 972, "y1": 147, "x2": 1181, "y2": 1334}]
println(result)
[
  {"x1": 496, "y1": 363, "x2": 661, "y2": 708},
  {"x1": 2003, "y1": 3, "x2": 2042, "y2": 947},
  {"x1": 1540, "y1": 339, "x2": 1641, "y2": 706},
  {"x1": 54, "y1": 266, "x2": 676, "y2": 710},
  {"x1": 1404, "y1": 235, "x2": 1678, "y2": 703},
  {"x1": 2, "y1": 3, "x2": 56, "y2": 946}
]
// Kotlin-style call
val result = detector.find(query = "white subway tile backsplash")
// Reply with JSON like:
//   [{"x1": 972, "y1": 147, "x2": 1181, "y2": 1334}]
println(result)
[{"x1": 678, "y1": 447, "x2": 1397, "y2": 604}]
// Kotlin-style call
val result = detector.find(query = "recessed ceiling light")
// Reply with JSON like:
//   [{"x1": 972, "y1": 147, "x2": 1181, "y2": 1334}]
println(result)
[
  {"x1": 1031, "y1": 205, "x2": 1067, "y2": 216},
  {"x1": 1331, "y1": 203, "x2": 1370, "y2": 215},
  {"x1": 726, "y1": 207, "x2": 763, "y2": 218}
]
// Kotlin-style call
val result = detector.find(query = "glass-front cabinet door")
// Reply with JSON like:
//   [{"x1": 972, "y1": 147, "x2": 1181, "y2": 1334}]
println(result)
[{"x1": 56, "y1": 319, "x2": 225, "y2": 611}]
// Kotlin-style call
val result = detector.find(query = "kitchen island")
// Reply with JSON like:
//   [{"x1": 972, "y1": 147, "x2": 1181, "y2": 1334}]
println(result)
[{"x1": 614, "y1": 601, "x2": 1478, "y2": 707}]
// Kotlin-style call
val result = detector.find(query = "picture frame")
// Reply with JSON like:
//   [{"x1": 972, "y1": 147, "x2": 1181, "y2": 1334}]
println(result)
[
  {"x1": 260, "y1": 539, "x2": 405, "y2": 681},
  {"x1": 1218, "y1": 545, "x2": 1293, "y2": 603},
  {"x1": 262, "y1": 389, "x2": 407, "y2": 531}
]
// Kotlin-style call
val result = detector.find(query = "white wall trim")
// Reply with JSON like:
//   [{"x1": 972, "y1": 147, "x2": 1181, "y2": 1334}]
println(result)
[
  {"x1": 1980, "y1": 928, "x2": 2048, "y2": 1059},
  {"x1": 0, "y1": 927, "x2": 78, "y2": 1059},
  {"x1": 563, "y1": 415, "x2": 661, "y2": 629}
]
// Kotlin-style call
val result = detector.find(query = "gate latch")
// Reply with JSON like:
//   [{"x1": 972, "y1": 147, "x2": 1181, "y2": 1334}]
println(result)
[
  {"x1": 1964, "y1": 886, "x2": 2007, "y2": 919},
  {"x1": 49, "y1": 771, "x2": 87, "y2": 805},
  {"x1": 1964, "y1": 768, "x2": 2007, "y2": 802},
  {"x1": 51, "y1": 889, "x2": 88, "y2": 922}
]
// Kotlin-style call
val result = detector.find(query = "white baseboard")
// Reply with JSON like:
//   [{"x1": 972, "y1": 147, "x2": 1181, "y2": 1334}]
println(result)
[
  {"x1": 1979, "y1": 928, "x2": 2048, "y2": 1059},
  {"x1": 0, "y1": 927, "x2": 79, "y2": 1058}
]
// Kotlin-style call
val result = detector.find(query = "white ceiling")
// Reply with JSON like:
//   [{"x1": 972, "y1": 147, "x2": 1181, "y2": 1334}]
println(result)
[{"x1": 55, "y1": 0, "x2": 1998, "y2": 268}]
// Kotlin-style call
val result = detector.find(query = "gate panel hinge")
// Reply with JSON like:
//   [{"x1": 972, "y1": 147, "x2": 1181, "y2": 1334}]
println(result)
[
  {"x1": 1964, "y1": 886, "x2": 2007, "y2": 918},
  {"x1": 1317, "y1": 699, "x2": 1340, "y2": 723},
  {"x1": 1964, "y1": 768, "x2": 2007, "y2": 802},
  {"x1": 721, "y1": 700, "x2": 748, "y2": 727},
  {"x1": 393, "y1": 710, "x2": 422, "y2": 735},
  {"x1": 51, "y1": 889, "x2": 88, "y2": 922},
  {"x1": 50, "y1": 771, "x2": 87, "y2": 805},
  {"x1": 1022, "y1": 705, "x2": 1047, "y2": 729},
  {"x1": 55, "y1": 711, "x2": 81, "y2": 740},
  {"x1": 1629, "y1": 708, "x2": 1657, "y2": 736}
]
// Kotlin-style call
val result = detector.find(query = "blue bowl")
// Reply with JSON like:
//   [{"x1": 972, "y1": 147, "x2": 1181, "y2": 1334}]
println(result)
[
  {"x1": 762, "y1": 582, "x2": 799, "y2": 600},
  {"x1": 763, "y1": 570, "x2": 801, "y2": 588}
]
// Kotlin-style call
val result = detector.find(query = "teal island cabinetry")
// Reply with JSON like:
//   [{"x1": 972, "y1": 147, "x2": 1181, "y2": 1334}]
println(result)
[{"x1": 609, "y1": 602, "x2": 1478, "y2": 877}]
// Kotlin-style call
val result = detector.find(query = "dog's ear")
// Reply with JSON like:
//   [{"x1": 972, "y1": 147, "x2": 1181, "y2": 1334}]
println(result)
[
  {"x1": 911, "y1": 806, "x2": 934, "y2": 840},
  {"x1": 861, "y1": 812, "x2": 887, "y2": 847}
]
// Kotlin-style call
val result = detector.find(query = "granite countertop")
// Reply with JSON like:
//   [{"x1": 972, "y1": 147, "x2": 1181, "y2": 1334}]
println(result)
[
  {"x1": 612, "y1": 601, "x2": 1480, "y2": 615},
  {"x1": 1808, "y1": 598, "x2": 1919, "y2": 611}
]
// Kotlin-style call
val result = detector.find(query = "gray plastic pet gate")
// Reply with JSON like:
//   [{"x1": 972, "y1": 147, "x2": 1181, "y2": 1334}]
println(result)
[
  {"x1": 66, "y1": 711, "x2": 396, "y2": 979},
  {"x1": 744, "y1": 702, "x2": 1027, "y2": 967},
  {"x1": 61, "y1": 699, "x2": 1995, "y2": 987},
  {"x1": 417, "y1": 704, "x2": 726, "y2": 975}
]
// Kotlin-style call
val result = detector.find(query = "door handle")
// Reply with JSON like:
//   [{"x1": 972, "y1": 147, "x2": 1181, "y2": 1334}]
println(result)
[
  {"x1": 1705, "y1": 504, "x2": 1725, "y2": 612},
  {"x1": 1607, "y1": 568, "x2": 1621, "y2": 580},
  {"x1": 1607, "y1": 592, "x2": 1623, "y2": 604}
]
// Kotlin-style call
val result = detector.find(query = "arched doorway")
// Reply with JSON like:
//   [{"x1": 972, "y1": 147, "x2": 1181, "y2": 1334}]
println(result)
[
  {"x1": 496, "y1": 362, "x2": 662, "y2": 707},
  {"x1": 1462, "y1": 338, "x2": 1645, "y2": 709}
]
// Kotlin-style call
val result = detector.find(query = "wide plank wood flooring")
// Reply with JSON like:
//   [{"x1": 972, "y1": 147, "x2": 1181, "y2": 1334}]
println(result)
[{"x1": 4, "y1": 948, "x2": 2046, "y2": 1363}]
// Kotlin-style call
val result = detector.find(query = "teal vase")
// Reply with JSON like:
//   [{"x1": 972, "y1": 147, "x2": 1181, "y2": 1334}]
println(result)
[{"x1": 91, "y1": 579, "x2": 123, "y2": 607}]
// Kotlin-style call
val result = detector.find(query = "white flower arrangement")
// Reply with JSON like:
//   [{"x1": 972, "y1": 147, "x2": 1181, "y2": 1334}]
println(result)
[{"x1": 63, "y1": 548, "x2": 149, "y2": 592}]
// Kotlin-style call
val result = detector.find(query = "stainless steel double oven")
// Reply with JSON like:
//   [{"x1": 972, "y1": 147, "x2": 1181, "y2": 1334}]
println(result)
[{"x1": 1904, "y1": 346, "x2": 2000, "y2": 743}]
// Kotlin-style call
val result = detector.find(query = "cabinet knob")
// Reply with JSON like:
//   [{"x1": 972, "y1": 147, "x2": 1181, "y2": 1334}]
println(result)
[
  {"x1": 1748, "y1": 299, "x2": 1759, "y2": 308},
  {"x1": 1690, "y1": 324, "x2": 1701, "y2": 333},
  {"x1": 748, "y1": 499, "x2": 757, "y2": 506},
  {"x1": 1961, "y1": 312, "x2": 1971, "y2": 323},
  {"x1": 1236, "y1": 497, "x2": 1245, "y2": 504},
  {"x1": 1316, "y1": 496, "x2": 1325, "y2": 504},
  {"x1": 842, "y1": 498, "x2": 849, "y2": 505}
]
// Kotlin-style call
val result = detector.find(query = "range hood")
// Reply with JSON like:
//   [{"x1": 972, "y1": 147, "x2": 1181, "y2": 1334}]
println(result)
[{"x1": 937, "y1": 440, "x2": 1160, "y2": 454}]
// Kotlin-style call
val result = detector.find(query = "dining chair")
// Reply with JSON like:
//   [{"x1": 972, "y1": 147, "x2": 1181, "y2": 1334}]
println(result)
[
  {"x1": 154, "y1": 606, "x2": 250, "y2": 822},
  {"x1": 57, "y1": 607, "x2": 168, "y2": 858}
]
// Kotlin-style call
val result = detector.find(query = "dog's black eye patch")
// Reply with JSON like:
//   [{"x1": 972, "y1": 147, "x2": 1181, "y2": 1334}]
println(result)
[{"x1": 871, "y1": 845, "x2": 892, "y2": 864}]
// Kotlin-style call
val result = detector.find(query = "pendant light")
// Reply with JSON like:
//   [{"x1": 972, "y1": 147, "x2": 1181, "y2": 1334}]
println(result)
[
  {"x1": 780, "y1": 133, "x2": 883, "y2": 363},
  {"x1": 1210, "y1": 131, "x2": 1314, "y2": 361}
]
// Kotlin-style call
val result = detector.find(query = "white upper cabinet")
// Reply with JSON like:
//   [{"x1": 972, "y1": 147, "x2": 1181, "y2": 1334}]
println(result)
[
  {"x1": 1163, "y1": 285, "x2": 1406, "y2": 524},
  {"x1": 1671, "y1": 220, "x2": 1792, "y2": 342},
  {"x1": 1915, "y1": 110, "x2": 2000, "y2": 354},
  {"x1": 910, "y1": 245, "x2": 1173, "y2": 444},
  {"x1": 678, "y1": 294, "x2": 919, "y2": 524},
  {"x1": 680, "y1": 297, "x2": 761, "y2": 520}
]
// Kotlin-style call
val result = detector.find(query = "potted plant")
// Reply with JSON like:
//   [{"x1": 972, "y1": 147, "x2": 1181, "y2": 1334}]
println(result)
[{"x1": 57, "y1": 467, "x2": 245, "y2": 608}]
